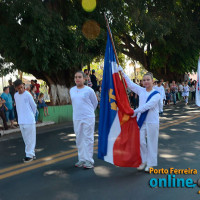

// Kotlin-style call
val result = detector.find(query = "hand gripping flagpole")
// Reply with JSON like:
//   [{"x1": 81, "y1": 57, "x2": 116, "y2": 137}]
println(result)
[{"x1": 104, "y1": 13, "x2": 131, "y2": 106}]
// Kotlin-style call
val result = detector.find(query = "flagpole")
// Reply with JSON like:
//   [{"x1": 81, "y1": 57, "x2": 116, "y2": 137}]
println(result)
[{"x1": 104, "y1": 13, "x2": 131, "y2": 106}]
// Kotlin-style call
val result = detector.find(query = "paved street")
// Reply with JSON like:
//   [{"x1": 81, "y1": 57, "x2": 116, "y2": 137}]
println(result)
[{"x1": 0, "y1": 101, "x2": 200, "y2": 200}]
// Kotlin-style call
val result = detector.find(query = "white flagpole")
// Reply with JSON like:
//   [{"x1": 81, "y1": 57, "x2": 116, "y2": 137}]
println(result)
[{"x1": 195, "y1": 56, "x2": 200, "y2": 106}]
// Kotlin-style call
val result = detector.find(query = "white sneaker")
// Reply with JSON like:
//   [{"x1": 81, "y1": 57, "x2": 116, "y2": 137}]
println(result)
[
  {"x1": 145, "y1": 166, "x2": 153, "y2": 173},
  {"x1": 83, "y1": 161, "x2": 94, "y2": 169},
  {"x1": 137, "y1": 163, "x2": 146, "y2": 171},
  {"x1": 75, "y1": 161, "x2": 85, "y2": 167}
]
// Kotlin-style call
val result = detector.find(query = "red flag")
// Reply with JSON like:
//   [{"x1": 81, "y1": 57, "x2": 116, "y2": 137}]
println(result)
[{"x1": 112, "y1": 65, "x2": 141, "y2": 167}]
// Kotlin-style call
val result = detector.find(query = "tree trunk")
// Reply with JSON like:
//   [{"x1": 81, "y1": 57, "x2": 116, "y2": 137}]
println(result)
[
  {"x1": 28, "y1": 67, "x2": 80, "y2": 105},
  {"x1": 120, "y1": 35, "x2": 185, "y2": 82},
  {"x1": 49, "y1": 84, "x2": 71, "y2": 105}
]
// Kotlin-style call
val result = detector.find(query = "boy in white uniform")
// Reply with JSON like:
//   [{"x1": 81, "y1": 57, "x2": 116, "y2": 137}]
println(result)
[
  {"x1": 14, "y1": 79, "x2": 37, "y2": 163},
  {"x1": 119, "y1": 66, "x2": 160, "y2": 172},
  {"x1": 70, "y1": 71, "x2": 98, "y2": 169},
  {"x1": 154, "y1": 80, "x2": 165, "y2": 114}
]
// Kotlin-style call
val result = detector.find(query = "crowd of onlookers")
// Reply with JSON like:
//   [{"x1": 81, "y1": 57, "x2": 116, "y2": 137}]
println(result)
[
  {"x1": 128, "y1": 78, "x2": 196, "y2": 109},
  {"x1": 0, "y1": 79, "x2": 49, "y2": 130},
  {"x1": 83, "y1": 69, "x2": 102, "y2": 108},
  {"x1": 83, "y1": 69, "x2": 197, "y2": 110}
]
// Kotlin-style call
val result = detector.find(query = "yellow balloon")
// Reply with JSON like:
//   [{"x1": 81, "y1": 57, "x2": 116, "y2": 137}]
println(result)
[{"x1": 82, "y1": 0, "x2": 96, "y2": 12}]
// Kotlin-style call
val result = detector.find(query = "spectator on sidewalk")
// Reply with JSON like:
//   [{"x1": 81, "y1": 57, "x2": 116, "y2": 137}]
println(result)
[
  {"x1": 30, "y1": 85, "x2": 37, "y2": 104},
  {"x1": 165, "y1": 88, "x2": 171, "y2": 105},
  {"x1": 38, "y1": 93, "x2": 49, "y2": 117},
  {"x1": 34, "y1": 80, "x2": 40, "y2": 99},
  {"x1": 9, "y1": 79, "x2": 18, "y2": 125},
  {"x1": 8, "y1": 80, "x2": 15, "y2": 102},
  {"x1": 30, "y1": 85, "x2": 39, "y2": 122},
  {"x1": 190, "y1": 82, "x2": 196, "y2": 101},
  {"x1": 170, "y1": 81, "x2": 178, "y2": 105},
  {"x1": 178, "y1": 82, "x2": 184, "y2": 101},
  {"x1": 84, "y1": 69, "x2": 93, "y2": 88},
  {"x1": 31, "y1": 80, "x2": 35, "y2": 86},
  {"x1": 91, "y1": 69, "x2": 98, "y2": 91},
  {"x1": 129, "y1": 92, "x2": 137, "y2": 109},
  {"x1": 14, "y1": 79, "x2": 37, "y2": 163},
  {"x1": 0, "y1": 97, "x2": 8, "y2": 130},
  {"x1": 1, "y1": 87, "x2": 15, "y2": 128},
  {"x1": 164, "y1": 81, "x2": 169, "y2": 92},
  {"x1": 95, "y1": 86, "x2": 101, "y2": 109}
]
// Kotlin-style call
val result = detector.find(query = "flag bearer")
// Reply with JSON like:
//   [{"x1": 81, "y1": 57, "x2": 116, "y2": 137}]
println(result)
[
  {"x1": 70, "y1": 71, "x2": 98, "y2": 169},
  {"x1": 119, "y1": 66, "x2": 160, "y2": 172}
]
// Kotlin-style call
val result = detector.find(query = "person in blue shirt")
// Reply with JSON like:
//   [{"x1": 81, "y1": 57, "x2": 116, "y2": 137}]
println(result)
[{"x1": 1, "y1": 87, "x2": 15, "y2": 128}]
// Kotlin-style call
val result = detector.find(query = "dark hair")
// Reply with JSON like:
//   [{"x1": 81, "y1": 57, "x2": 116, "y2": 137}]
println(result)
[
  {"x1": 157, "y1": 80, "x2": 161, "y2": 84},
  {"x1": 14, "y1": 79, "x2": 23, "y2": 87},
  {"x1": 30, "y1": 84, "x2": 36, "y2": 91},
  {"x1": 35, "y1": 80, "x2": 37, "y2": 83},
  {"x1": 84, "y1": 69, "x2": 88, "y2": 73},
  {"x1": 38, "y1": 93, "x2": 44, "y2": 99},
  {"x1": 96, "y1": 85, "x2": 100, "y2": 92},
  {"x1": 144, "y1": 72, "x2": 153, "y2": 80},
  {"x1": 75, "y1": 71, "x2": 85, "y2": 78},
  {"x1": 3, "y1": 86, "x2": 9, "y2": 92}
]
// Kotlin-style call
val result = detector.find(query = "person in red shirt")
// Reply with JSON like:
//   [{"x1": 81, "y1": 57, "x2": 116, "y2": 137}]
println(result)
[{"x1": 34, "y1": 80, "x2": 40, "y2": 99}]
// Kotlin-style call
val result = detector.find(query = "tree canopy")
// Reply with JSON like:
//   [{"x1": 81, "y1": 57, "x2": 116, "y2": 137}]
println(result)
[
  {"x1": 0, "y1": 0, "x2": 200, "y2": 104},
  {"x1": 0, "y1": 0, "x2": 106, "y2": 82},
  {"x1": 106, "y1": 0, "x2": 200, "y2": 81},
  {"x1": 0, "y1": 0, "x2": 107, "y2": 104}
]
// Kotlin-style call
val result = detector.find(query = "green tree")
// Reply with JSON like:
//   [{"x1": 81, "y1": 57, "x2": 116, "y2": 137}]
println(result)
[
  {"x1": 105, "y1": 0, "x2": 200, "y2": 81},
  {"x1": 0, "y1": 0, "x2": 106, "y2": 105}
]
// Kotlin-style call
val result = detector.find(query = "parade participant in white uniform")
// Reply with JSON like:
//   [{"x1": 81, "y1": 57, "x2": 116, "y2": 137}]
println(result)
[
  {"x1": 14, "y1": 79, "x2": 37, "y2": 163},
  {"x1": 178, "y1": 82, "x2": 184, "y2": 101},
  {"x1": 154, "y1": 80, "x2": 166, "y2": 114},
  {"x1": 182, "y1": 81, "x2": 190, "y2": 105},
  {"x1": 118, "y1": 66, "x2": 160, "y2": 172},
  {"x1": 70, "y1": 71, "x2": 98, "y2": 169}
]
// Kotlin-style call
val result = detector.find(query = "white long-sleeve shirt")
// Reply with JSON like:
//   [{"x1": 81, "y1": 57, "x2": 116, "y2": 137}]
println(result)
[
  {"x1": 154, "y1": 85, "x2": 166, "y2": 100},
  {"x1": 123, "y1": 73, "x2": 160, "y2": 124},
  {"x1": 70, "y1": 86, "x2": 98, "y2": 120},
  {"x1": 14, "y1": 91, "x2": 37, "y2": 124}
]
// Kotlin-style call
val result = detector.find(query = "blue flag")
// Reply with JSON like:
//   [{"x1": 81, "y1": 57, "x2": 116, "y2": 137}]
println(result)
[{"x1": 98, "y1": 31, "x2": 118, "y2": 159}]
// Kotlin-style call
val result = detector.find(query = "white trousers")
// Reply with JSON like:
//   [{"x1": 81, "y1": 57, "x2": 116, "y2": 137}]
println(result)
[
  {"x1": 140, "y1": 123, "x2": 159, "y2": 166},
  {"x1": 73, "y1": 118, "x2": 95, "y2": 164},
  {"x1": 159, "y1": 98, "x2": 163, "y2": 113},
  {"x1": 20, "y1": 124, "x2": 36, "y2": 158},
  {"x1": 185, "y1": 96, "x2": 188, "y2": 103}
]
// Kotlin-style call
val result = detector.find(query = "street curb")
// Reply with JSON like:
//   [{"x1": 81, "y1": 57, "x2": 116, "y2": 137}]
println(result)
[{"x1": 0, "y1": 121, "x2": 55, "y2": 137}]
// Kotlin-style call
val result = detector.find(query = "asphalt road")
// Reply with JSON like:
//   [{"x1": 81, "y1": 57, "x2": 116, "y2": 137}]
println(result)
[{"x1": 0, "y1": 101, "x2": 200, "y2": 200}]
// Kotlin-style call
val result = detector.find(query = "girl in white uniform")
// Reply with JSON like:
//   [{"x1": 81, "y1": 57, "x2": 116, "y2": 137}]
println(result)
[
  {"x1": 70, "y1": 71, "x2": 98, "y2": 169},
  {"x1": 119, "y1": 66, "x2": 160, "y2": 172},
  {"x1": 182, "y1": 81, "x2": 190, "y2": 105}
]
